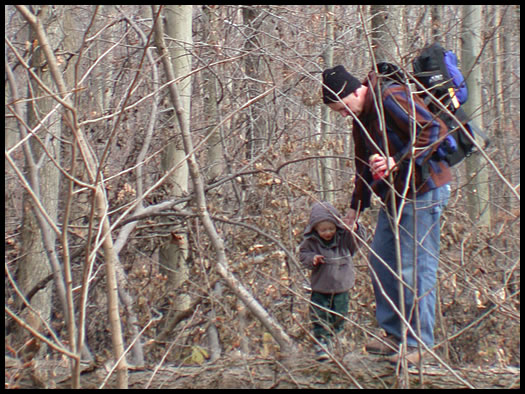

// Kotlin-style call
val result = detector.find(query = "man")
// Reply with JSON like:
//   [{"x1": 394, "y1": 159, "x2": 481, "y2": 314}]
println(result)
[{"x1": 322, "y1": 65, "x2": 451, "y2": 364}]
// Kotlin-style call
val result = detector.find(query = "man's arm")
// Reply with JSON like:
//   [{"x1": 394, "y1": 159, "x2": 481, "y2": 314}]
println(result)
[{"x1": 349, "y1": 124, "x2": 373, "y2": 213}]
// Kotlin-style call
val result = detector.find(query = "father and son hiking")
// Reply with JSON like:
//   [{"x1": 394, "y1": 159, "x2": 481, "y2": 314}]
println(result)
[{"x1": 299, "y1": 43, "x2": 487, "y2": 363}]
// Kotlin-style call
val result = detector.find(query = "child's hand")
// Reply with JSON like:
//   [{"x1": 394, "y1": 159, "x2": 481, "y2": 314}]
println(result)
[{"x1": 313, "y1": 255, "x2": 325, "y2": 266}]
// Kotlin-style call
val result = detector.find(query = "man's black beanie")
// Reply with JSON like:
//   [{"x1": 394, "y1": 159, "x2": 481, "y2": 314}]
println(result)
[{"x1": 322, "y1": 65, "x2": 361, "y2": 104}]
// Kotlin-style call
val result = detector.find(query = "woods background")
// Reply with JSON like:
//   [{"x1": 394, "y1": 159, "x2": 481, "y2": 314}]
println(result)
[{"x1": 5, "y1": 5, "x2": 520, "y2": 389}]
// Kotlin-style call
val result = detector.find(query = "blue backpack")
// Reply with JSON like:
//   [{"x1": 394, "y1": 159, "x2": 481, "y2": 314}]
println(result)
[
  {"x1": 377, "y1": 43, "x2": 490, "y2": 167},
  {"x1": 413, "y1": 43, "x2": 468, "y2": 109}
]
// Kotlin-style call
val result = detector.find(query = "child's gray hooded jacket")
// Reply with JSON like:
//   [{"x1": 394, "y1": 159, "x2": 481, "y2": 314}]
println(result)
[{"x1": 299, "y1": 201, "x2": 363, "y2": 294}]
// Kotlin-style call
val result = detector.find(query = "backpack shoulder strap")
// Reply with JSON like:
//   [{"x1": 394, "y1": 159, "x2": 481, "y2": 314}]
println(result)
[{"x1": 378, "y1": 78, "x2": 398, "y2": 97}]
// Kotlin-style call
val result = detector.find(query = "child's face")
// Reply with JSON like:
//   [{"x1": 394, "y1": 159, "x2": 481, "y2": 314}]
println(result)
[{"x1": 315, "y1": 220, "x2": 336, "y2": 242}]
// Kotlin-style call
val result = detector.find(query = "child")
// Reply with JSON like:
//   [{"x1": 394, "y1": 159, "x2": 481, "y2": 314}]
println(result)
[{"x1": 299, "y1": 201, "x2": 363, "y2": 361}]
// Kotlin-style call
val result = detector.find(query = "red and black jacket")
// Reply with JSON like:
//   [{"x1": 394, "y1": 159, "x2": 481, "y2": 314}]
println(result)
[{"x1": 350, "y1": 71, "x2": 452, "y2": 213}]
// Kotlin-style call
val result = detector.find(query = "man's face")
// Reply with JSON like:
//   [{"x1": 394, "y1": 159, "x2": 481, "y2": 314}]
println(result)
[{"x1": 327, "y1": 89, "x2": 363, "y2": 117}]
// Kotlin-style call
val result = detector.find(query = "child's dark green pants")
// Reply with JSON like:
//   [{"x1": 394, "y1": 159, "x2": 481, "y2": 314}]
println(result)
[{"x1": 310, "y1": 291, "x2": 349, "y2": 343}]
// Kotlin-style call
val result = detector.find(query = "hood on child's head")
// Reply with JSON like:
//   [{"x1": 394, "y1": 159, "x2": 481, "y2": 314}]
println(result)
[{"x1": 304, "y1": 201, "x2": 345, "y2": 236}]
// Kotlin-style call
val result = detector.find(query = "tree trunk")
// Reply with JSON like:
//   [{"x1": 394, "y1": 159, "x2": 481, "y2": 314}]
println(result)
[
  {"x1": 494, "y1": 6, "x2": 513, "y2": 214},
  {"x1": 430, "y1": 5, "x2": 442, "y2": 44},
  {"x1": 370, "y1": 5, "x2": 397, "y2": 63},
  {"x1": 242, "y1": 6, "x2": 268, "y2": 161},
  {"x1": 319, "y1": 5, "x2": 335, "y2": 203},
  {"x1": 158, "y1": 5, "x2": 193, "y2": 333},
  {"x1": 202, "y1": 5, "x2": 224, "y2": 181},
  {"x1": 16, "y1": 5, "x2": 60, "y2": 357},
  {"x1": 461, "y1": 5, "x2": 491, "y2": 226}
]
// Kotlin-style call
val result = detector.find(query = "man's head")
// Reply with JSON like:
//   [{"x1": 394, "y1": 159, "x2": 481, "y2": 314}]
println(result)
[{"x1": 322, "y1": 65, "x2": 366, "y2": 117}]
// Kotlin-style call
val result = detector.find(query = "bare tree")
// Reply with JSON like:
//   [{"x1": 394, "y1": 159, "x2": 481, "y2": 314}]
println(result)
[
  {"x1": 5, "y1": 5, "x2": 519, "y2": 389},
  {"x1": 12, "y1": 5, "x2": 129, "y2": 387}
]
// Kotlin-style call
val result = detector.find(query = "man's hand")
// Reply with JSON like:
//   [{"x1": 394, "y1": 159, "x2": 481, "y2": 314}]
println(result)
[
  {"x1": 343, "y1": 208, "x2": 358, "y2": 231},
  {"x1": 369, "y1": 154, "x2": 396, "y2": 180}
]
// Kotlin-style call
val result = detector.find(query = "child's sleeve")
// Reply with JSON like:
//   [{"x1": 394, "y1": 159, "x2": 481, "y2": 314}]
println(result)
[{"x1": 299, "y1": 240, "x2": 317, "y2": 270}]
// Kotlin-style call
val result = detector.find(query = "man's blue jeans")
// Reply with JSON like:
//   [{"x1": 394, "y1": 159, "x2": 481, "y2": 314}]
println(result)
[{"x1": 369, "y1": 184, "x2": 450, "y2": 347}]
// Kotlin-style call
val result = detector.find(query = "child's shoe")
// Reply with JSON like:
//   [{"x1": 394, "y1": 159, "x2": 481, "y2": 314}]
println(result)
[{"x1": 314, "y1": 340, "x2": 331, "y2": 362}]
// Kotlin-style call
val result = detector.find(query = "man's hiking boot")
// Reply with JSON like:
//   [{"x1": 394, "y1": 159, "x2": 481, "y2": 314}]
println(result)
[
  {"x1": 365, "y1": 334, "x2": 399, "y2": 356},
  {"x1": 388, "y1": 346, "x2": 426, "y2": 366}
]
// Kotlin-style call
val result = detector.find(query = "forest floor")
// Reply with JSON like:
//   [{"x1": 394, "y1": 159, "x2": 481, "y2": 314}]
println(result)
[{"x1": 5, "y1": 349, "x2": 520, "y2": 389}]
